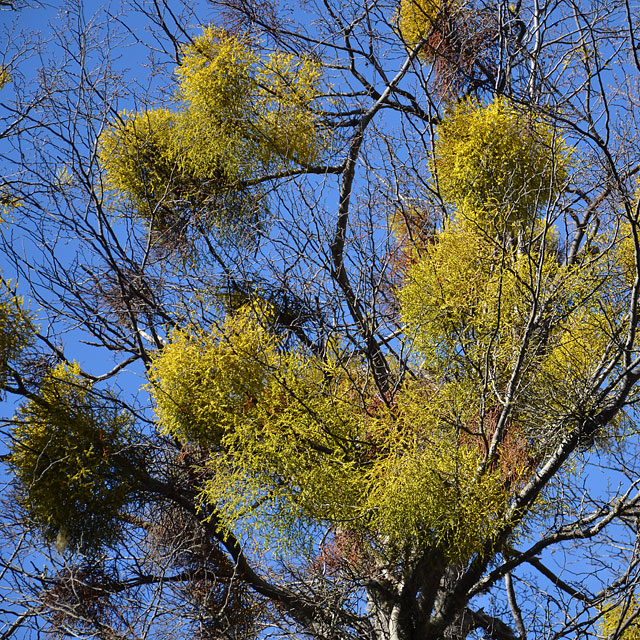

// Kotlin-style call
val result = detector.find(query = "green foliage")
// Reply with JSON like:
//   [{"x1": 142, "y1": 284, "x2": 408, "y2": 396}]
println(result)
[
  {"x1": 398, "y1": 0, "x2": 443, "y2": 53},
  {"x1": 99, "y1": 27, "x2": 325, "y2": 245},
  {"x1": 398, "y1": 99, "x2": 620, "y2": 453},
  {"x1": 433, "y1": 97, "x2": 571, "y2": 230},
  {"x1": 148, "y1": 306, "x2": 280, "y2": 448},
  {"x1": 152, "y1": 313, "x2": 518, "y2": 561},
  {"x1": 203, "y1": 362, "x2": 520, "y2": 561},
  {"x1": 599, "y1": 598, "x2": 640, "y2": 640},
  {"x1": 0, "y1": 66, "x2": 10, "y2": 89},
  {"x1": 176, "y1": 28, "x2": 323, "y2": 167},
  {"x1": 0, "y1": 279, "x2": 33, "y2": 389},
  {"x1": 202, "y1": 345, "x2": 368, "y2": 545},
  {"x1": 98, "y1": 108, "x2": 178, "y2": 221},
  {"x1": 398, "y1": 216, "x2": 621, "y2": 451},
  {"x1": 150, "y1": 312, "x2": 368, "y2": 547},
  {"x1": 613, "y1": 219, "x2": 640, "y2": 290},
  {"x1": 363, "y1": 386, "x2": 513, "y2": 561},
  {"x1": 9, "y1": 363, "x2": 141, "y2": 554},
  {"x1": 399, "y1": 222, "x2": 492, "y2": 363},
  {"x1": 399, "y1": 222, "x2": 545, "y2": 374}
]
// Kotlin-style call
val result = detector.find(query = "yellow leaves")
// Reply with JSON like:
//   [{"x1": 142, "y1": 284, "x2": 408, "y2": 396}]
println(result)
[
  {"x1": 178, "y1": 28, "x2": 323, "y2": 165},
  {"x1": 9, "y1": 363, "x2": 140, "y2": 554},
  {"x1": 153, "y1": 307, "x2": 518, "y2": 559},
  {"x1": 176, "y1": 28, "x2": 258, "y2": 171},
  {"x1": 394, "y1": 94, "x2": 630, "y2": 462},
  {"x1": 398, "y1": 0, "x2": 447, "y2": 54},
  {"x1": 541, "y1": 307, "x2": 611, "y2": 384},
  {"x1": 0, "y1": 186, "x2": 22, "y2": 221},
  {"x1": 148, "y1": 305, "x2": 280, "y2": 448},
  {"x1": 398, "y1": 222, "x2": 537, "y2": 376},
  {"x1": 357, "y1": 383, "x2": 523, "y2": 560},
  {"x1": 198, "y1": 344, "x2": 369, "y2": 545},
  {"x1": 177, "y1": 28, "x2": 324, "y2": 167},
  {"x1": 400, "y1": 222, "x2": 489, "y2": 333},
  {"x1": 366, "y1": 439, "x2": 507, "y2": 561},
  {"x1": 0, "y1": 66, "x2": 10, "y2": 89},
  {"x1": 149, "y1": 304, "x2": 528, "y2": 561},
  {"x1": 0, "y1": 279, "x2": 34, "y2": 389},
  {"x1": 99, "y1": 27, "x2": 326, "y2": 246},
  {"x1": 612, "y1": 219, "x2": 640, "y2": 292},
  {"x1": 99, "y1": 108, "x2": 177, "y2": 218},
  {"x1": 397, "y1": 212, "x2": 622, "y2": 446},
  {"x1": 433, "y1": 96, "x2": 571, "y2": 231},
  {"x1": 177, "y1": 27, "x2": 257, "y2": 116},
  {"x1": 599, "y1": 597, "x2": 640, "y2": 640}
]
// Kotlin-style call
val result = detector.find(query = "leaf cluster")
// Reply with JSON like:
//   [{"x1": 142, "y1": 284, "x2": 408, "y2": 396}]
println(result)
[
  {"x1": 151, "y1": 310, "x2": 520, "y2": 561},
  {"x1": 99, "y1": 27, "x2": 325, "y2": 248},
  {"x1": 0, "y1": 279, "x2": 33, "y2": 388},
  {"x1": 599, "y1": 597, "x2": 640, "y2": 640},
  {"x1": 433, "y1": 97, "x2": 571, "y2": 229},
  {"x1": 362, "y1": 385, "x2": 514, "y2": 562},
  {"x1": 9, "y1": 363, "x2": 143, "y2": 554},
  {"x1": 148, "y1": 305, "x2": 280, "y2": 448},
  {"x1": 398, "y1": 0, "x2": 445, "y2": 53}
]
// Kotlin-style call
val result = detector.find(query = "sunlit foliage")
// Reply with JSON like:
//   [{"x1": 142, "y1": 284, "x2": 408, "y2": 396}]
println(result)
[
  {"x1": 362, "y1": 385, "x2": 518, "y2": 562},
  {"x1": 176, "y1": 28, "x2": 323, "y2": 167},
  {"x1": 98, "y1": 108, "x2": 178, "y2": 222},
  {"x1": 151, "y1": 311, "x2": 521, "y2": 562},
  {"x1": 394, "y1": 97, "x2": 626, "y2": 459},
  {"x1": 99, "y1": 27, "x2": 325, "y2": 247},
  {"x1": 0, "y1": 279, "x2": 33, "y2": 389},
  {"x1": 398, "y1": 0, "x2": 444, "y2": 53},
  {"x1": 9, "y1": 363, "x2": 142, "y2": 554},
  {"x1": 433, "y1": 97, "x2": 571, "y2": 230},
  {"x1": 398, "y1": 218, "x2": 622, "y2": 444},
  {"x1": 0, "y1": 66, "x2": 10, "y2": 89},
  {"x1": 599, "y1": 598, "x2": 640, "y2": 640},
  {"x1": 203, "y1": 343, "x2": 368, "y2": 545},
  {"x1": 140, "y1": 93, "x2": 587, "y2": 563},
  {"x1": 148, "y1": 305, "x2": 280, "y2": 448}
]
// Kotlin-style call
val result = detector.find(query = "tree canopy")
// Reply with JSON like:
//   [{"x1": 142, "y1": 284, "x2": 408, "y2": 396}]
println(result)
[{"x1": 1, "y1": 1, "x2": 640, "y2": 639}]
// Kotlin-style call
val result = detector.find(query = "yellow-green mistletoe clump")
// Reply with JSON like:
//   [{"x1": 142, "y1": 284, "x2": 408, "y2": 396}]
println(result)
[
  {"x1": 398, "y1": 216, "x2": 619, "y2": 444},
  {"x1": 0, "y1": 280, "x2": 33, "y2": 388},
  {"x1": 203, "y1": 346, "x2": 369, "y2": 540},
  {"x1": 433, "y1": 96, "x2": 571, "y2": 230},
  {"x1": 148, "y1": 307, "x2": 280, "y2": 448},
  {"x1": 208, "y1": 372, "x2": 517, "y2": 562},
  {"x1": 99, "y1": 27, "x2": 325, "y2": 243},
  {"x1": 176, "y1": 27, "x2": 323, "y2": 168},
  {"x1": 610, "y1": 218, "x2": 640, "y2": 291},
  {"x1": 150, "y1": 305, "x2": 522, "y2": 561},
  {"x1": 9, "y1": 363, "x2": 141, "y2": 554},
  {"x1": 398, "y1": 0, "x2": 444, "y2": 52},
  {"x1": 0, "y1": 66, "x2": 10, "y2": 89},
  {"x1": 363, "y1": 386, "x2": 514, "y2": 561},
  {"x1": 98, "y1": 108, "x2": 178, "y2": 221},
  {"x1": 156, "y1": 314, "x2": 516, "y2": 560},
  {"x1": 398, "y1": 222, "x2": 557, "y2": 378},
  {"x1": 599, "y1": 597, "x2": 640, "y2": 640}
]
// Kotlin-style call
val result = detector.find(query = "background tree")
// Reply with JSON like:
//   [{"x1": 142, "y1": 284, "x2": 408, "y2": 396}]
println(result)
[{"x1": 2, "y1": 1, "x2": 640, "y2": 639}]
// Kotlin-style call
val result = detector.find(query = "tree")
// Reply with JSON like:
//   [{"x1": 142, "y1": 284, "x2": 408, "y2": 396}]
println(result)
[{"x1": 1, "y1": 0, "x2": 640, "y2": 639}]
